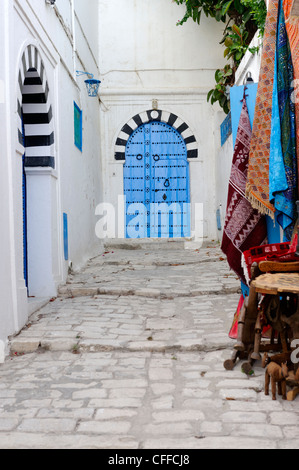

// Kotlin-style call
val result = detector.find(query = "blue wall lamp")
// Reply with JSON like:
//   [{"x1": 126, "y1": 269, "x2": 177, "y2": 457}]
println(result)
[{"x1": 76, "y1": 71, "x2": 101, "y2": 97}]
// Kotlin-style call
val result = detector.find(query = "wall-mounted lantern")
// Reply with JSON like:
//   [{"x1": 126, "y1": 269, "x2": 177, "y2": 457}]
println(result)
[
  {"x1": 244, "y1": 71, "x2": 254, "y2": 85},
  {"x1": 76, "y1": 71, "x2": 101, "y2": 97}
]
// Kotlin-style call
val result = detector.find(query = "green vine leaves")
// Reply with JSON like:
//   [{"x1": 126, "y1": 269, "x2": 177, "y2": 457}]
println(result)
[{"x1": 173, "y1": 0, "x2": 267, "y2": 114}]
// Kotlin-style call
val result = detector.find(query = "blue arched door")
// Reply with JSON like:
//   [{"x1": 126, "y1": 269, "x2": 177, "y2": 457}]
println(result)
[{"x1": 124, "y1": 121, "x2": 190, "y2": 239}]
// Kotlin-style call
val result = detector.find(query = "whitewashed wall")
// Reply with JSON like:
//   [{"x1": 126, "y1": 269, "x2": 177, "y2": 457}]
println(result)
[
  {"x1": 0, "y1": 0, "x2": 260, "y2": 356},
  {"x1": 235, "y1": 33, "x2": 263, "y2": 86},
  {"x1": 0, "y1": 0, "x2": 102, "y2": 355},
  {"x1": 0, "y1": 1, "x2": 19, "y2": 357},
  {"x1": 98, "y1": 0, "x2": 227, "y2": 242}
]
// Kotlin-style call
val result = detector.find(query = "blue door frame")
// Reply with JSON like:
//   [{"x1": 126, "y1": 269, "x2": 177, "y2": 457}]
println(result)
[
  {"x1": 22, "y1": 156, "x2": 28, "y2": 288},
  {"x1": 21, "y1": 115, "x2": 28, "y2": 288},
  {"x1": 124, "y1": 121, "x2": 190, "y2": 239}
]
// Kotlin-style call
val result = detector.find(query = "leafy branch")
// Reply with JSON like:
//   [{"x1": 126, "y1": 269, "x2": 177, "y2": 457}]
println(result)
[{"x1": 173, "y1": 0, "x2": 267, "y2": 113}]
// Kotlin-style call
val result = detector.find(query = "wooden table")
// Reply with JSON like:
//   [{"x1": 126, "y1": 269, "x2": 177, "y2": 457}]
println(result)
[{"x1": 252, "y1": 273, "x2": 299, "y2": 296}]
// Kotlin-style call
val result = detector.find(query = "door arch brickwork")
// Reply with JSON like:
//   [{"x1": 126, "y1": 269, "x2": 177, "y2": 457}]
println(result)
[{"x1": 115, "y1": 109, "x2": 198, "y2": 162}]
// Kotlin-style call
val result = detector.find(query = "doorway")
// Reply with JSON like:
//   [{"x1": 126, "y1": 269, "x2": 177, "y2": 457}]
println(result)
[
  {"x1": 124, "y1": 121, "x2": 190, "y2": 238},
  {"x1": 17, "y1": 45, "x2": 57, "y2": 298}
]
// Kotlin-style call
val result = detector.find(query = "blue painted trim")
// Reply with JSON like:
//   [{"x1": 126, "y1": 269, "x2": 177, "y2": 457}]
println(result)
[
  {"x1": 63, "y1": 213, "x2": 69, "y2": 261},
  {"x1": 22, "y1": 155, "x2": 28, "y2": 288},
  {"x1": 74, "y1": 102, "x2": 83, "y2": 152},
  {"x1": 216, "y1": 208, "x2": 222, "y2": 231},
  {"x1": 220, "y1": 112, "x2": 232, "y2": 146},
  {"x1": 21, "y1": 114, "x2": 28, "y2": 289},
  {"x1": 230, "y1": 84, "x2": 258, "y2": 146}
]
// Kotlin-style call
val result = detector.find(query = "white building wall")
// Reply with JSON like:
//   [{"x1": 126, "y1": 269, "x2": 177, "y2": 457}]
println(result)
[
  {"x1": 0, "y1": 0, "x2": 23, "y2": 357},
  {"x1": 75, "y1": 0, "x2": 99, "y2": 62},
  {"x1": 234, "y1": 33, "x2": 263, "y2": 87},
  {"x1": 0, "y1": 0, "x2": 102, "y2": 356},
  {"x1": 98, "y1": 0, "x2": 227, "y2": 241},
  {"x1": 0, "y1": 0, "x2": 253, "y2": 356}
]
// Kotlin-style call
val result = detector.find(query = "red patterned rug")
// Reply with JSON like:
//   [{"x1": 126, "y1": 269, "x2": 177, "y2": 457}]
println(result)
[{"x1": 222, "y1": 91, "x2": 268, "y2": 285}]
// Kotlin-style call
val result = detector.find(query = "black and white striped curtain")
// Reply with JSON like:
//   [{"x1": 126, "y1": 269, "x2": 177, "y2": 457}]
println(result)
[{"x1": 17, "y1": 45, "x2": 55, "y2": 169}]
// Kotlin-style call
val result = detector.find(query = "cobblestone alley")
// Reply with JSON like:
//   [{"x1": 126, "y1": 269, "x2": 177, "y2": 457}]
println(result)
[{"x1": 1, "y1": 240, "x2": 299, "y2": 450}]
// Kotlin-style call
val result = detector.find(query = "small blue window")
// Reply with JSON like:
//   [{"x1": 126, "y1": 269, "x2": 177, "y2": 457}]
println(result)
[{"x1": 74, "y1": 102, "x2": 82, "y2": 151}]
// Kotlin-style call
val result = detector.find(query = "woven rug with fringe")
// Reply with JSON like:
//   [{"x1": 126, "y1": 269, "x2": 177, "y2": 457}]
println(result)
[
  {"x1": 283, "y1": 0, "x2": 299, "y2": 181},
  {"x1": 245, "y1": 0, "x2": 279, "y2": 219},
  {"x1": 222, "y1": 91, "x2": 267, "y2": 285},
  {"x1": 275, "y1": 0, "x2": 298, "y2": 240}
]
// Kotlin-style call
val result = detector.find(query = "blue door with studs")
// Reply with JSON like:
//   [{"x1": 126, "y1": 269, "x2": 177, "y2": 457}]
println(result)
[{"x1": 124, "y1": 121, "x2": 190, "y2": 239}]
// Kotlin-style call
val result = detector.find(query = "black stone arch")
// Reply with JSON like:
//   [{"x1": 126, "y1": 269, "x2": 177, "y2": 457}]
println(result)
[{"x1": 115, "y1": 110, "x2": 198, "y2": 161}]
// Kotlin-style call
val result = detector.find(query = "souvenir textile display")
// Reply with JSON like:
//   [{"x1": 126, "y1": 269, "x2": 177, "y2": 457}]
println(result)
[
  {"x1": 283, "y1": 0, "x2": 299, "y2": 180},
  {"x1": 221, "y1": 89, "x2": 267, "y2": 285},
  {"x1": 272, "y1": 0, "x2": 298, "y2": 240},
  {"x1": 246, "y1": 0, "x2": 279, "y2": 218}
]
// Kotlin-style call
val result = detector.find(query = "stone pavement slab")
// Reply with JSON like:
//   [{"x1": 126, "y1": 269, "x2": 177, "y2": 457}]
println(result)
[
  {"x1": 11, "y1": 242, "x2": 240, "y2": 355},
  {"x1": 2, "y1": 241, "x2": 299, "y2": 449},
  {"x1": 10, "y1": 293, "x2": 239, "y2": 354},
  {"x1": 58, "y1": 244, "x2": 239, "y2": 299},
  {"x1": 1, "y1": 349, "x2": 299, "y2": 449}
]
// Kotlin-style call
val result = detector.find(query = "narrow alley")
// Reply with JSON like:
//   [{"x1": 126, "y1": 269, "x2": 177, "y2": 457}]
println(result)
[{"x1": 1, "y1": 241, "x2": 299, "y2": 450}]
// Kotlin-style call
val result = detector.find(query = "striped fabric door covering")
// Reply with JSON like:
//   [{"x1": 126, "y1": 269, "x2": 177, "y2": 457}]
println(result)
[{"x1": 17, "y1": 45, "x2": 55, "y2": 169}]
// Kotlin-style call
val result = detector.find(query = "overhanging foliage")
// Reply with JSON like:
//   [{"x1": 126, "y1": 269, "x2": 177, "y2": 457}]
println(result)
[{"x1": 173, "y1": 0, "x2": 267, "y2": 113}]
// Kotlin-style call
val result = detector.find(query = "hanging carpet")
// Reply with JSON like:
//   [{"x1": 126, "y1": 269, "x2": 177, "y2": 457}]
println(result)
[
  {"x1": 283, "y1": 0, "x2": 299, "y2": 182},
  {"x1": 270, "y1": 0, "x2": 298, "y2": 239},
  {"x1": 274, "y1": 0, "x2": 298, "y2": 240},
  {"x1": 221, "y1": 92, "x2": 268, "y2": 285},
  {"x1": 245, "y1": 0, "x2": 279, "y2": 219}
]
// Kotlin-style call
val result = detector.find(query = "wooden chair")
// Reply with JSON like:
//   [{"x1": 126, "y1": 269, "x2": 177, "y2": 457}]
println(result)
[{"x1": 223, "y1": 263, "x2": 292, "y2": 374}]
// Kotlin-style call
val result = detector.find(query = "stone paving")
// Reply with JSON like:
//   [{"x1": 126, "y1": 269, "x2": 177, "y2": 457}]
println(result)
[{"x1": 1, "y1": 240, "x2": 299, "y2": 449}]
